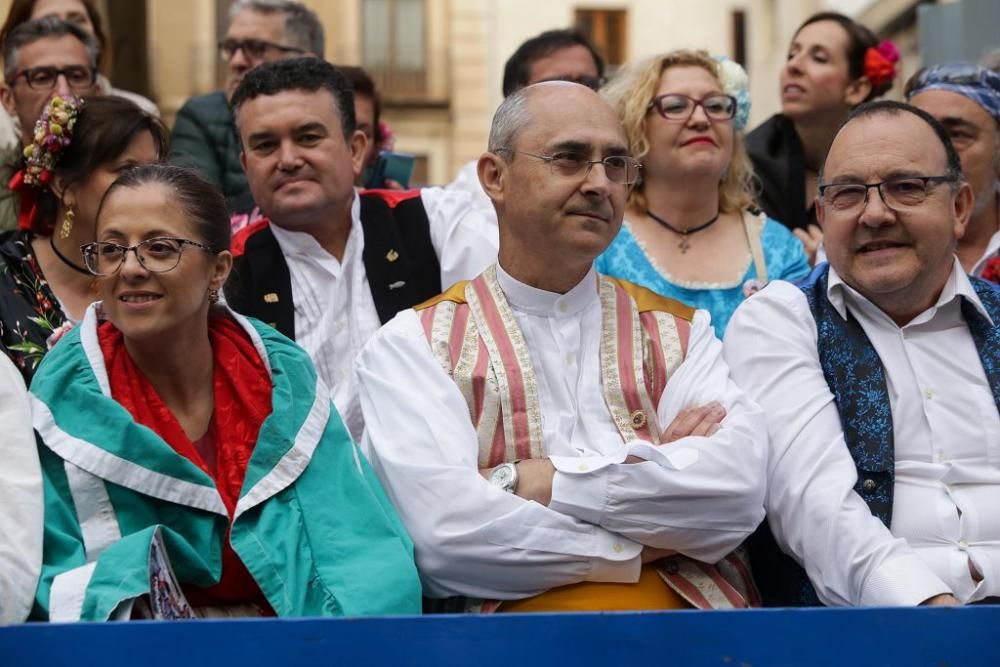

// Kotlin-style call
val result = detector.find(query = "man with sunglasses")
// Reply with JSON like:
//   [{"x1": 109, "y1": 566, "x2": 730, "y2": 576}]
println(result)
[
  {"x1": 446, "y1": 28, "x2": 606, "y2": 215},
  {"x1": 0, "y1": 17, "x2": 99, "y2": 232},
  {"x1": 358, "y1": 81, "x2": 767, "y2": 611},
  {"x1": 170, "y1": 0, "x2": 323, "y2": 216},
  {"x1": 906, "y1": 64, "x2": 1000, "y2": 280},
  {"x1": 725, "y1": 101, "x2": 1000, "y2": 607}
]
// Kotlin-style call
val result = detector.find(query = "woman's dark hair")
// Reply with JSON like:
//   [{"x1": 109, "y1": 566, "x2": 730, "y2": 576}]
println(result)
[
  {"x1": 33, "y1": 95, "x2": 168, "y2": 235},
  {"x1": 99, "y1": 164, "x2": 231, "y2": 253},
  {"x1": 0, "y1": 0, "x2": 110, "y2": 72},
  {"x1": 796, "y1": 11, "x2": 890, "y2": 101}
]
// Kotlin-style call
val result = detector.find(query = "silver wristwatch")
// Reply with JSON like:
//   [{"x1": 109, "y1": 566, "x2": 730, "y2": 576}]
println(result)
[{"x1": 488, "y1": 461, "x2": 519, "y2": 493}]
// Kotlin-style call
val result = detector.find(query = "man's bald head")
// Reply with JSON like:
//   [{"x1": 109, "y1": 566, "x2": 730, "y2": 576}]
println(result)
[{"x1": 488, "y1": 81, "x2": 621, "y2": 156}]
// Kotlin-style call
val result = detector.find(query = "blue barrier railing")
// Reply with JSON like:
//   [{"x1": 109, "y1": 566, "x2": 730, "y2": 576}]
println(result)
[{"x1": 2, "y1": 606, "x2": 1000, "y2": 666}]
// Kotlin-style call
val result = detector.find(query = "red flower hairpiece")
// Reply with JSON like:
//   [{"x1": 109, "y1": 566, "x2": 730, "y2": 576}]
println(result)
[{"x1": 864, "y1": 40, "x2": 900, "y2": 88}]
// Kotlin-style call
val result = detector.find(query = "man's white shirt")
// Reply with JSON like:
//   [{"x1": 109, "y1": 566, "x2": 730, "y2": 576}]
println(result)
[
  {"x1": 269, "y1": 187, "x2": 498, "y2": 440},
  {"x1": 357, "y1": 264, "x2": 767, "y2": 600},
  {"x1": 0, "y1": 354, "x2": 41, "y2": 624},
  {"x1": 724, "y1": 259, "x2": 1000, "y2": 606}
]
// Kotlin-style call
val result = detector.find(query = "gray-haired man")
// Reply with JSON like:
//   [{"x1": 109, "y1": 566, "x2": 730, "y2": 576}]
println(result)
[
  {"x1": 0, "y1": 17, "x2": 100, "y2": 231},
  {"x1": 169, "y1": 0, "x2": 324, "y2": 215}
]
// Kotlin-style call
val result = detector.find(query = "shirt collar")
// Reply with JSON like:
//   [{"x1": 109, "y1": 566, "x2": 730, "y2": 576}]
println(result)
[
  {"x1": 827, "y1": 257, "x2": 993, "y2": 326},
  {"x1": 267, "y1": 191, "x2": 361, "y2": 262},
  {"x1": 495, "y1": 262, "x2": 599, "y2": 317},
  {"x1": 971, "y1": 227, "x2": 1000, "y2": 277}
]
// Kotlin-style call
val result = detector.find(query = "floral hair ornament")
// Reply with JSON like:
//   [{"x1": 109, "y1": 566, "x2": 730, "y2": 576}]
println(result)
[
  {"x1": 863, "y1": 40, "x2": 900, "y2": 88},
  {"x1": 9, "y1": 94, "x2": 83, "y2": 233},
  {"x1": 714, "y1": 56, "x2": 751, "y2": 131}
]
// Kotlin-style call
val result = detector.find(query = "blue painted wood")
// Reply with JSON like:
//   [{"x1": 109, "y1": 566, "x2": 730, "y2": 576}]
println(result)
[{"x1": 2, "y1": 607, "x2": 998, "y2": 667}]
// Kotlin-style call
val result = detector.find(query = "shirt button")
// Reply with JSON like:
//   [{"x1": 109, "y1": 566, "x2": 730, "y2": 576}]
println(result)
[
  {"x1": 577, "y1": 463, "x2": 589, "y2": 472},
  {"x1": 558, "y1": 301, "x2": 569, "y2": 313},
  {"x1": 565, "y1": 354, "x2": 575, "y2": 366},
  {"x1": 937, "y1": 452, "x2": 947, "y2": 463},
  {"x1": 959, "y1": 540, "x2": 969, "y2": 548},
  {"x1": 924, "y1": 388, "x2": 934, "y2": 400},
  {"x1": 612, "y1": 543, "x2": 624, "y2": 554},
  {"x1": 862, "y1": 478, "x2": 876, "y2": 492}
]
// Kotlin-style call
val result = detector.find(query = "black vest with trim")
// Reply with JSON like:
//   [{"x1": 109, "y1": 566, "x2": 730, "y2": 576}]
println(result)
[{"x1": 224, "y1": 190, "x2": 442, "y2": 339}]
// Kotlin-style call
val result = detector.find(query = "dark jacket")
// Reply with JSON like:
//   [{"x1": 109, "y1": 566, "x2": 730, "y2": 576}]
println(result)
[
  {"x1": 745, "y1": 114, "x2": 813, "y2": 232},
  {"x1": 169, "y1": 90, "x2": 255, "y2": 215}
]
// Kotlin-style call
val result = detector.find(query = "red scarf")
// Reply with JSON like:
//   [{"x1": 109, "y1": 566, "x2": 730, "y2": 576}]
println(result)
[{"x1": 99, "y1": 314, "x2": 274, "y2": 610}]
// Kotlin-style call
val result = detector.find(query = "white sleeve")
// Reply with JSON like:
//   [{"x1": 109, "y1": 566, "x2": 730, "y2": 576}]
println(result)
[
  {"x1": 356, "y1": 310, "x2": 641, "y2": 600},
  {"x1": 547, "y1": 310, "x2": 768, "y2": 564},
  {"x1": 419, "y1": 187, "x2": 499, "y2": 289},
  {"x1": 0, "y1": 356, "x2": 42, "y2": 624},
  {"x1": 722, "y1": 282, "x2": 951, "y2": 606}
]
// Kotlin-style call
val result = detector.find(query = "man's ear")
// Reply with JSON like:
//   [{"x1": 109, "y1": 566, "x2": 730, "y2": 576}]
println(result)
[
  {"x1": 0, "y1": 84, "x2": 16, "y2": 117},
  {"x1": 478, "y1": 152, "x2": 506, "y2": 208},
  {"x1": 349, "y1": 129, "x2": 369, "y2": 180},
  {"x1": 952, "y1": 180, "x2": 975, "y2": 241},
  {"x1": 844, "y1": 77, "x2": 872, "y2": 108}
]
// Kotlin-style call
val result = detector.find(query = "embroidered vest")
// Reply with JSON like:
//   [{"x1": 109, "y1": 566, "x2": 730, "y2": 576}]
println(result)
[
  {"x1": 751, "y1": 264, "x2": 1000, "y2": 607},
  {"x1": 225, "y1": 190, "x2": 441, "y2": 339},
  {"x1": 417, "y1": 264, "x2": 761, "y2": 611}
]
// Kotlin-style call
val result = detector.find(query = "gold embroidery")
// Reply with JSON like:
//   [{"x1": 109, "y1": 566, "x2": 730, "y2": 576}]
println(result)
[
  {"x1": 631, "y1": 410, "x2": 647, "y2": 429},
  {"x1": 263, "y1": 292, "x2": 279, "y2": 303},
  {"x1": 386, "y1": 249, "x2": 400, "y2": 262}
]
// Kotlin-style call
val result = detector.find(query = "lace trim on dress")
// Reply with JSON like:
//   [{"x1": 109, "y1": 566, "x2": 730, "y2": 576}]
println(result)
[{"x1": 623, "y1": 218, "x2": 753, "y2": 290}]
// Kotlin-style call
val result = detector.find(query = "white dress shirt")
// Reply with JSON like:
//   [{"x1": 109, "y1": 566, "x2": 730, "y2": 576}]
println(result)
[
  {"x1": 269, "y1": 187, "x2": 498, "y2": 440},
  {"x1": 0, "y1": 354, "x2": 42, "y2": 624},
  {"x1": 357, "y1": 264, "x2": 767, "y2": 599},
  {"x1": 444, "y1": 159, "x2": 495, "y2": 216},
  {"x1": 971, "y1": 228, "x2": 1000, "y2": 278},
  {"x1": 724, "y1": 259, "x2": 1000, "y2": 606}
]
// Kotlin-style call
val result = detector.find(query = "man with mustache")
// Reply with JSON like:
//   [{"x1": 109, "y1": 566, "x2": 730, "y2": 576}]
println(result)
[
  {"x1": 905, "y1": 64, "x2": 1000, "y2": 280},
  {"x1": 357, "y1": 81, "x2": 768, "y2": 611},
  {"x1": 725, "y1": 100, "x2": 1000, "y2": 607},
  {"x1": 225, "y1": 58, "x2": 498, "y2": 441}
]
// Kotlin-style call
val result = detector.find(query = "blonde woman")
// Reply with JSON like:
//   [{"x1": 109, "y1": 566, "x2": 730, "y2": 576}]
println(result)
[{"x1": 596, "y1": 50, "x2": 809, "y2": 337}]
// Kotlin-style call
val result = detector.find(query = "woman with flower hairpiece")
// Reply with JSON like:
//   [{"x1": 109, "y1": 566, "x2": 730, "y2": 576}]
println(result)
[
  {"x1": 0, "y1": 94, "x2": 166, "y2": 382},
  {"x1": 746, "y1": 12, "x2": 898, "y2": 262},
  {"x1": 597, "y1": 50, "x2": 810, "y2": 338}
]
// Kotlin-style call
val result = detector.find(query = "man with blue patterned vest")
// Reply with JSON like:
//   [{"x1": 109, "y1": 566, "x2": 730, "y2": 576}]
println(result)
[
  {"x1": 725, "y1": 100, "x2": 1000, "y2": 607},
  {"x1": 357, "y1": 82, "x2": 768, "y2": 612}
]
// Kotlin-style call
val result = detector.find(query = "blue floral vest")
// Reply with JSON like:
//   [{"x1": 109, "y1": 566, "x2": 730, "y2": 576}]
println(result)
[{"x1": 751, "y1": 263, "x2": 1000, "y2": 606}]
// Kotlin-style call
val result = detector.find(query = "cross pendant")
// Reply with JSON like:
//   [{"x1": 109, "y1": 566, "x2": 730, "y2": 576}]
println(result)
[{"x1": 678, "y1": 235, "x2": 690, "y2": 253}]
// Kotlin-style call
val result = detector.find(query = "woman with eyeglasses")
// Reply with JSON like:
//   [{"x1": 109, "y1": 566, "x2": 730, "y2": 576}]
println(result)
[
  {"x1": 746, "y1": 12, "x2": 897, "y2": 262},
  {"x1": 0, "y1": 95, "x2": 165, "y2": 383},
  {"x1": 597, "y1": 50, "x2": 810, "y2": 338},
  {"x1": 29, "y1": 163, "x2": 421, "y2": 621},
  {"x1": 0, "y1": 0, "x2": 159, "y2": 151}
]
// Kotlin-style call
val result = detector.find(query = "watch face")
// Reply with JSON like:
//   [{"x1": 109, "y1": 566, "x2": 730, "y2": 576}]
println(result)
[{"x1": 490, "y1": 464, "x2": 514, "y2": 490}]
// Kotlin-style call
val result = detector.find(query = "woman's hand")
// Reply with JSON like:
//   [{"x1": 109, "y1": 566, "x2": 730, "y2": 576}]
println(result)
[{"x1": 793, "y1": 224, "x2": 823, "y2": 266}]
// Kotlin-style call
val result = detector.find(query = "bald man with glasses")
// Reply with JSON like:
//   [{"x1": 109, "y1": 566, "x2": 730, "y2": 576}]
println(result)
[{"x1": 357, "y1": 81, "x2": 767, "y2": 613}]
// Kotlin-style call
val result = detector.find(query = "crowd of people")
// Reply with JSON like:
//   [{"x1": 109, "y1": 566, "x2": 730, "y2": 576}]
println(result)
[{"x1": 0, "y1": 0, "x2": 998, "y2": 624}]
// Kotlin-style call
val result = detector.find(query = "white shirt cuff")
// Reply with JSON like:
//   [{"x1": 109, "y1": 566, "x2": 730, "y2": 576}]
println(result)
[
  {"x1": 549, "y1": 464, "x2": 612, "y2": 526},
  {"x1": 587, "y1": 553, "x2": 642, "y2": 583},
  {"x1": 859, "y1": 553, "x2": 952, "y2": 606}
]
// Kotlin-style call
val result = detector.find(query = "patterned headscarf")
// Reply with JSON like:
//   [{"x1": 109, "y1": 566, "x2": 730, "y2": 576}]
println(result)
[{"x1": 905, "y1": 63, "x2": 1000, "y2": 124}]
